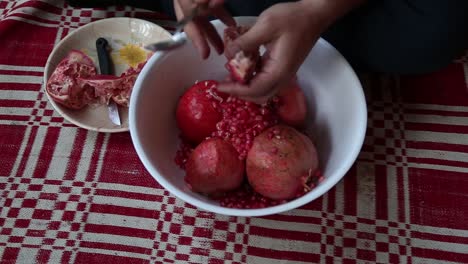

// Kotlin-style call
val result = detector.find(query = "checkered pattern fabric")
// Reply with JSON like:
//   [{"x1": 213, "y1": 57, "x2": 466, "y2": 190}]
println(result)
[{"x1": 1, "y1": 1, "x2": 468, "y2": 263}]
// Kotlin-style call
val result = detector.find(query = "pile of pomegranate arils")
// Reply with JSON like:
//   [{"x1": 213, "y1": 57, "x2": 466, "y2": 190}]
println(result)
[{"x1": 174, "y1": 26, "x2": 323, "y2": 209}]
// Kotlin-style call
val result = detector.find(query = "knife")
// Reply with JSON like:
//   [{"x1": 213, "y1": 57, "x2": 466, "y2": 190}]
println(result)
[{"x1": 96, "y1": 37, "x2": 121, "y2": 126}]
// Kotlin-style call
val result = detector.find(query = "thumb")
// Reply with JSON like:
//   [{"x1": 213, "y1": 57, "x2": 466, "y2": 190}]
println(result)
[{"x1": 225, "y1": 20, "x2": 273, "y2": 58}]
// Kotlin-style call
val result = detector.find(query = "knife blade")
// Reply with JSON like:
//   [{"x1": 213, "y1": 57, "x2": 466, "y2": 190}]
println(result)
[{"x1": 96, "y1": 37, "x2": 121, "y2": 126}]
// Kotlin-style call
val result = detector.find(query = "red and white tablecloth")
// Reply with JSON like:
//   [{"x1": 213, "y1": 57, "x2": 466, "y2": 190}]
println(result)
[{"x1": 1, "y1": 1, "x2": 468, "y2": 263}]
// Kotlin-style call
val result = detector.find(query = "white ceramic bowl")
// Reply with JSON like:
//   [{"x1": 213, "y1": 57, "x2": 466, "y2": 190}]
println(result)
[{"x1": 130, "y1": 17, "x2": 367, "y2": 217}]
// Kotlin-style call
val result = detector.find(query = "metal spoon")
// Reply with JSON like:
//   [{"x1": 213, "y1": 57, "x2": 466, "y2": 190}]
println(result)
[{"x1": 144, "y1": 6, "x2": 201, "y2": 52}]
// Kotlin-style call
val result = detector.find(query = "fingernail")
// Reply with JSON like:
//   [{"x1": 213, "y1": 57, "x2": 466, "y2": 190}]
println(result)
[{"x1": 193, "y1": 42, "x2": 208, "y2": 59}]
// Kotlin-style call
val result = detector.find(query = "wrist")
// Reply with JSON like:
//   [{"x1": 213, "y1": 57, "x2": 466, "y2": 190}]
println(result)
[{"x1": 299, "y1": 0, "x2": 366, "y2": 27}]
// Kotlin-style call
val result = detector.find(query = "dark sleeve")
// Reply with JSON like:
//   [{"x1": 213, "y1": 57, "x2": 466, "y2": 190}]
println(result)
[
  {"x1": 323, "y1": 0, "x2": 468, "y2": 74},
  {"x1": 65, "y1": 0, "x2": 295, "y2": 18},
  {"x1": 223, "y1": 0, "x2": 296, "y2": 16}
]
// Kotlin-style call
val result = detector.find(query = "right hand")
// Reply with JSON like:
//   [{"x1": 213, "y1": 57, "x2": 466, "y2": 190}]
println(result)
[
  {"x1": 174, "y1": 0, "x2": 236, "y2": 59},
  {"x1": 217, "y1": 1, "x2": 325, "y2": 103}
]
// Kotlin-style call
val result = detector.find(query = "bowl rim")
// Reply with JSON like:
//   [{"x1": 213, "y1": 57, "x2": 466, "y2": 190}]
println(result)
[
  {"x1": 129, "y1": 17, "x2": 367, "y2": 217},
  {"x1": 43, "y1": 17, "x2": 170, "y2": 133}
]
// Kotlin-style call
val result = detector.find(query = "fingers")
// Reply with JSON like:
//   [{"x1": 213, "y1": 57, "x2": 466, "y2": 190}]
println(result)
[
  {"x1": 218, "y1": 57, "x2": 281, "y2": 98},
  {"x1": 175, "y1": 0, "x2": 210, "y2": 58},
  {"x1": 217, "y1": 84, "x2": 274, "y2": 104},
  {"x1": 213, "y1": 6, "x2": 236, "y2": 27},
  {"x1": 225, "y1": 19, "x2": 273, "y2": 59},
  {"x1": 208, "y1": 0, "x2": 224, "y2": 7},
  {"x1": 217, "y1": 71, "x2": 281, "y2": 99},
  {"x1": 201, "y1": 6, "x2": 236, "y2": 54},
  {"x1": 218, "y1": 47, "x2": 283, "y2": 98},
  {"x1": 184, "y1": 20, "x2": 211, "y2": 59},
  {"x1": 216, "y1": 81, "x2": 279, "y2": 104},
  {"x1": 197, "y1": 19, "x2": 224, "y2": 55},
  {"x1": 175, "y1": 0, "x2": 234, "y2": 59},
  {"x1": 194, "y1": 0, "x2": 224, "y2": 8},
  {"x1": 218, "y1": 43, "x2": 298, "y2": 103}
]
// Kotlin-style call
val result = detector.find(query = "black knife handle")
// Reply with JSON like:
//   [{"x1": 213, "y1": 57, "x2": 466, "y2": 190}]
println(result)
[{"x1": 96, "y1": 38, "x2": 113, "y2": 75}]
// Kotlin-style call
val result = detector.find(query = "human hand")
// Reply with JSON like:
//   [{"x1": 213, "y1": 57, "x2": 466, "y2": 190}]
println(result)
[
  {"x1": 218, "y1": 0, "x2": 363, "y2": 103},
  {"x1": 174, "y1": 0, "x2": 236, "y2": 59}
]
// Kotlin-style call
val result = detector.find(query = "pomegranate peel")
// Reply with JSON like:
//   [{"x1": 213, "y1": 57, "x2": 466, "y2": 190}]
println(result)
[
  {"x1": 184, "y1": 138, "x2": 245, "y2": 195},
  {"x1": 176, "y1": 80, "x2": 223, "y2": 144},
  {"x1": 223, "y1": 26, "x2": 260, "y2": 84},
  {"x1": 246, "y1": 125, "x2": 319, "y2": 200},
  {"x1": 276, "y1": 78, "x2": 308, "y2": 127}
]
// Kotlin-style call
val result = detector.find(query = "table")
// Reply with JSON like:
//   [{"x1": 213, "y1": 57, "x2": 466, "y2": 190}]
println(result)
[{"x1": 1, "y1": 1, "x2": 468, "y2": 263}]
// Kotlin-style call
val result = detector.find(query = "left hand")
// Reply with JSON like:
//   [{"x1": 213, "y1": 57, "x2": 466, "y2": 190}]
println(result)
[{"x1": 174, "y1": 0, "x2": 236, "y2": 59}]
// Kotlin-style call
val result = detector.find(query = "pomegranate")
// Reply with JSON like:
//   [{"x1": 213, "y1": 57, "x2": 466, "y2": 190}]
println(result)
[
  {"x1": 46, "y1": 50, "x2": 97, "y2": 110},
  {"x1": 176, "y1": 80, "x2": 224, "y2": 144},
  {"x1": 77, "y1": 75, "x2": 121, "y2": 104},
  {"x1": 246, "y1": 125, "x2": 319, "y2": 200},
  {"x1": 62, "y1": 49, "x2": 95, "y2": 66},
  {"x1": 47, "y1": 50, "x2": 146, "y2": 109},
  {"x1": 185, "y1": 138, "x2": 245, "y2": 195},
  {"x1": 276, "y1": 78, "x2": 308, "y2": 127},
  {"x1": 112, "y1": 61, "x2": 148, "y2": 106},
  {"x1": 223, "y1": 26, "x2": 260, "y2": 84},
  {"x1": 217, "y1": 169, "x2": 324, "y2": 209}
]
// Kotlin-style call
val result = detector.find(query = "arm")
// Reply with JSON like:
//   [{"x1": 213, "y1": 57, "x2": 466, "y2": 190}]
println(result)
[{"x1": 311, "y1": 0, "x2": 367, "y2": 24}]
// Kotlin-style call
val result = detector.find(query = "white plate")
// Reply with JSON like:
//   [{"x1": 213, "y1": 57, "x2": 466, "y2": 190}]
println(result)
[{"x1": 44, "y1": 17, "x2": 172, "y2": 133}]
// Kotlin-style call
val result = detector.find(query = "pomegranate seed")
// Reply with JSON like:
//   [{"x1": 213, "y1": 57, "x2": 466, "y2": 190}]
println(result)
[
  {"x1": 271, "y1": 147, "x2": 278, "y2": 154},
  {"x1": 229, "y1": 126, "x2": 238, "y2": 133},
  {"x1": 215, "y1": 183, "x2": 304, "y2": 209},
  {"x1": 174, "y1": 137, "x2": 193, "y2": 170},
  {"x1": 267, "y1": 132, "x2": 274, "y2": 139},
  {"x1": 260, "y1": 108, "x2": 270, "y2": 116}
]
